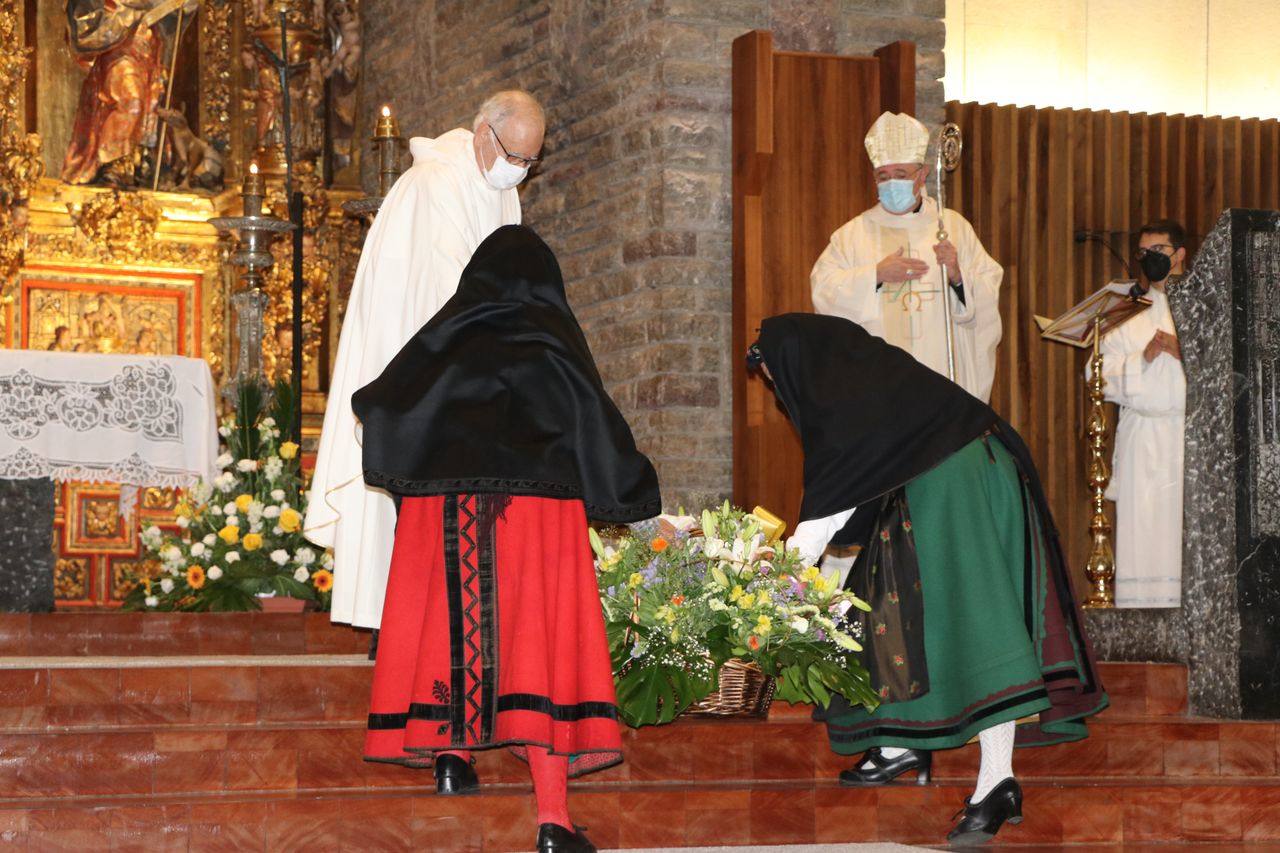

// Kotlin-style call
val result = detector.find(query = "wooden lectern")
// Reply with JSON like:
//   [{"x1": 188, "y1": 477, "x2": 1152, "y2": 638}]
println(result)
[{"x1": 731, "y1": 31, "x2": 919, "y2": 529}]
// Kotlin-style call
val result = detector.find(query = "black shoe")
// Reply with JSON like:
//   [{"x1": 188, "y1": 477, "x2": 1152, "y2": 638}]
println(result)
[
  {"x1": 947, "y1": 777, "x2": 1023, "y2": 846},
  {"x1": 838, "y1": 747, "x2": 932, "y2": 786},
  {"x1": 434, "y1": 753, "x2": 479, "y2": 795},
  {"x1": 536, "y1": 822, "x2": 596, "y2": 852}
]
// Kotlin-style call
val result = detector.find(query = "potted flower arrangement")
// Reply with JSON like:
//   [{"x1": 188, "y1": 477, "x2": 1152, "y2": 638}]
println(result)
[
  {"x1": 593, "y1": 502, "x2": 881, "y2": 727},
  {"x1": 123, "y1": 381, "x2": 333, "y2": 612}
]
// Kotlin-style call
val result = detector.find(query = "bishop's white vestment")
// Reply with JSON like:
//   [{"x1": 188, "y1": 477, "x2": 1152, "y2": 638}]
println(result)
[
  {"x1": 811, "y1": 195, "x2": 1004, "y2": 402},
  {"x1": 305, "y1": 129, "x2": 520, "y2": 628},
  {"x1": 1093, "y1": 285, "x2": 1185, "y2": 608}
]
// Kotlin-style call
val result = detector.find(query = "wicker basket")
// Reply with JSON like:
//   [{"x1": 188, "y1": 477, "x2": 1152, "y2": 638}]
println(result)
[{"x1": 682, "y1": 658, "x2": 776, "y2": 718}]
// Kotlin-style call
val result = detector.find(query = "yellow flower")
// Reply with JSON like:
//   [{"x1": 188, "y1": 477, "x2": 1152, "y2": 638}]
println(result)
[
  {"x1": 801, "y1": 566, "x2": 822, "y2": 583},
  {"x1": 175, "y1": 501, "x2": 193, "y2": 519},
  {"x1": 218, "y1": 525, "x2": 240, "y2": 545},
  {"x1": 280, "y1": 508, "x2": 302, "y2": 533},
  {"x1": 729, "y1": 584, "x2": 744, "y2": 602},
  {"x1": 628, "y1": 572, "x2": 644, "y2": 589},
  {"x1": 186, "y1": 565, "x2": 206, "y2": 589},
  {"x1": 740, "y1": 593, "x2": 756, "y2": 609},
  {"x1": 234, "y1": 494, "x2": 254, "y2": 514},
  {"x1": 312, "y1": 569, "x2": 334, "y2": 592},
  {"x1": 813, "y1": 575, "x2": 831, "y2": 594},
  {"x1": 242, "y1": 532, "x2": 263, "y2": 551},
  {"x1": 279, "y1": 441, "x2": 300, "y2": 460},
  {"x1": 755, "y1": 614, "x2": 772, "y2": 635}
]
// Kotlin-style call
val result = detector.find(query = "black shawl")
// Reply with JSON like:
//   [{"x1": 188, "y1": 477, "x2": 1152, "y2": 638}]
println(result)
[
  {"x1": 353, "y1": 224, "x2": 661, "y2": 522},
  {"x1": 756, "y1": 313, "x2": 997, "y2": 525}
]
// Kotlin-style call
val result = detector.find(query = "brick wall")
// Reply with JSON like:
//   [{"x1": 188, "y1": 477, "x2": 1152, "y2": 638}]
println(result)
[{"x1": 360, "y1": 0, "x2": 945, "y2": 511}]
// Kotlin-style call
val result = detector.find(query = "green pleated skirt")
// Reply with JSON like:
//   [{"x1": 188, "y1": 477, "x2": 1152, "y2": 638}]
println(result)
[{"x1": 825, "y1": 436, "x2": 1107, "y2": 754}]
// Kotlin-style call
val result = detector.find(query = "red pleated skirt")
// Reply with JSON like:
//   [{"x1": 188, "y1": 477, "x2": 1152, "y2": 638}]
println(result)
[{"x1": 364, "y1": 494, "x2": 623, "y2": 776}]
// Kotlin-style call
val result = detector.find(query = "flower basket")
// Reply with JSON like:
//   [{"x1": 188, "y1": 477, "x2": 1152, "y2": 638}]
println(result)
[
  {"x1": 594, "y1": 503, "x2": 882, "y2": 728},
  {"x1": 683, "y1": 658, "x2": 776, "y2": 718}
]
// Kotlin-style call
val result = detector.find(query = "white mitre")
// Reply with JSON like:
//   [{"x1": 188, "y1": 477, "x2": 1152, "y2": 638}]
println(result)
[{"x1": 864, "y1": 111, "x2": 929, "y2": 168}]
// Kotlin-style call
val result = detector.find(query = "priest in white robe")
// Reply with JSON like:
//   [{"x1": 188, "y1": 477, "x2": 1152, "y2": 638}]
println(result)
[
  {"x1": 1092, "y1": 220, "x2": 1188, "y2": 608},
  {"x1": 305, "y1": 90, "x2": 545, "y2": 628},
  {"x1": 811, "y1": 111, "x2": 1003, "y2": 402}
]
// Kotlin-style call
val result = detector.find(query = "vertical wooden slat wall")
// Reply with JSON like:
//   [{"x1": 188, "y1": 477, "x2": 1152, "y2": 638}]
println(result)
[{"x1": 946, "y1": 100, "x2": 1280, "y2": 589}]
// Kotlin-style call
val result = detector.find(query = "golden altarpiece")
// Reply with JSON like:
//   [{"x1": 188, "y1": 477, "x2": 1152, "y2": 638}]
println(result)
[{"x1": 0, "y1": 0, "x2": 369, "y2": 608}]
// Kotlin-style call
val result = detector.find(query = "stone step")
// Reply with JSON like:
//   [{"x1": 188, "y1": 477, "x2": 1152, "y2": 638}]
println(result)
[
  {"x1": 0, "y1": 711, "x2": 1272, "y2": 801},
  {"x1": 0, "y1": 777, "x2": 1275, "y2": 849},
  {"x1": 0, "y1": 613, "x2": 370, "y2": 657},
  {"x1": 0, "y1": 658, "x2": 1188, "y2": 732},
  {"x1": 0, "y1": 655, "x2": 372, "y2": 730}
]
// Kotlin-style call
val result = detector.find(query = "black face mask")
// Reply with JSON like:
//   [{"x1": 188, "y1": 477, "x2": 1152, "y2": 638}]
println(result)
[{"x1": 1139, "y1": 250, "x2": 1173, "y2": 283}]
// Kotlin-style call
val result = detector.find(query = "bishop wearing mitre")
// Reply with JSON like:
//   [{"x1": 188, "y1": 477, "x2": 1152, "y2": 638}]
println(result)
[
  {"x1": 811, "y1": 112, "x2": 1003, "y2": 402},
  {"x1": 305, "y1": 91, "x2": 544, "y2": 629}
]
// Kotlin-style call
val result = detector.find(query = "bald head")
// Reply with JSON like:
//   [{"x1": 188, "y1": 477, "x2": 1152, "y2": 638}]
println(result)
[{"x1": 472, "y1": 90, "x2": 545, "y2": 177}]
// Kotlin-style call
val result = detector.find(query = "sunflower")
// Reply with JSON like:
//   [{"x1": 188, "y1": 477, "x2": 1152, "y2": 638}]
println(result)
[
  {"x1": 186, "y1": 565, "x2": 206, "y2": 589},
  {"x1": 312, "y1": 569, "x2": 334, "y2": 593}
]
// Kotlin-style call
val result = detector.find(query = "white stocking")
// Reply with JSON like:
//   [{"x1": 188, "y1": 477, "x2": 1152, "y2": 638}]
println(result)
[
  {"x1": 972, "y1": 721, "x2": 1015, "y2": 802},
  {"x1": 861, "y1": 745, "x2": 909, "y2": 769}
]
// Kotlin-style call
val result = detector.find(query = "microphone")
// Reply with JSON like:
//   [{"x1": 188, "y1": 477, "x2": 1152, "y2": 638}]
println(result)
[{"x1": 1074, "y1": 229, "x2": 1133, "y2": 279}]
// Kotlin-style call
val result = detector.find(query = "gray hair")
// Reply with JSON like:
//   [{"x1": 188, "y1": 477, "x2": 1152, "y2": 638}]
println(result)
[{"x1": 472, "y1": 90, "x2": 545, "y2": 133}]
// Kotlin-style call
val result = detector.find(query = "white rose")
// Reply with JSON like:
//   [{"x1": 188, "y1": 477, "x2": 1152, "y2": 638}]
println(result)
[
  {"x1": 216, "y1": 452, "x2": 234, "y2": 469},
  {"x1": 293, "y1": 566, "x2": 310, "y2": 582},
  {"x1": 145, "y1": 525, "x2": 161, "y2": 539},
  {"x1": 160, "y1": 578, "x2": 174, "y2": 593},
  {"x1": 270, "y1": 489, "x2": 286, "y2": 502},
  {"x1": 176, "y1": 516, "x2": 190, "y2": 529},
  {"x1": 218, "y1": 425, "x2": 230, "y2": 437},
  {"x1": 272, "y1": 526, "x2": 283, "y2": 536},
  {"x1": 270, "y1": 549, "x2": 289, "y2": 566},
  {"x1": 161, "y1": 545, "x2": 182, "y2": 562},
  {"x1": 210, "y1": 505, "x2": 223, "y2": 516},
  {"x1": 202, "y1": 534, "x2": 216, "y2": 546},
  {"x1": 214, "y1": 472, "x2": 235, "y2": 492},
  {"x1": 145, "y1": 595, "x2": 159, "y2": 607},
  {"x1": 263, "y1": 506, "x2": 281, "y2": 519},
  {"x1": 189, "y1": 542, "x2": 206, "y2": 557},
  {"x1": 193, "y1": 482, "x2": 214, "y2": 504},
  {"x1": 236, "y1": 459, "x2": 258, "y2": 472},
  {"x1": 261, "y1": 417, "x2": 276, "y2": 428},
  {"x1": 295, "y1": 547, "x2": 316, "y2": 565},
  {"x1": 225, "y1": 551, "x2": 241, "y2": 563},
  {"x1": 207, "y1": 566, "x2": 223, "y2": 581}
]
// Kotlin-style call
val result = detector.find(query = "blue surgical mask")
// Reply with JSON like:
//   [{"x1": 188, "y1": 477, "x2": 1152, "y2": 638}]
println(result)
[{"x1": 877, "y1": 179, "x2": 918, "y2": 214}]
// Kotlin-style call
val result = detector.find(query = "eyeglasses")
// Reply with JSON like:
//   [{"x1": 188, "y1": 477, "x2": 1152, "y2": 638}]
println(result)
[
  {"x1": 490, "y1": 124, "x2": 541, "y2": 169},
  {"x1": 1134, "y1": 244, "x2": 1176, "y2": 260}
]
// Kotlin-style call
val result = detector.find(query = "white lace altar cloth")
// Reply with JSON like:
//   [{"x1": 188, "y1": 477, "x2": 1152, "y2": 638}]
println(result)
[{"x1": 0, "y1": 351, "x2": 218, "y2": 490}]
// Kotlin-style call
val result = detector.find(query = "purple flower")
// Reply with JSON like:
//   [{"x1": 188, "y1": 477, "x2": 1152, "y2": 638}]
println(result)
[
  {"x1": 606, "y1": 585, "x2": 617, "y2": 597},
  {"x1": 815, "y1": 629, "x2": 827, "y2": 642}
]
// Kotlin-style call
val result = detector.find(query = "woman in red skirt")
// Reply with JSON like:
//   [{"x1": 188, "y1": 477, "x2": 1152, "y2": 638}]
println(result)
[{"x1": 352, "y1": 224, "x2": 661, "y2": 852}]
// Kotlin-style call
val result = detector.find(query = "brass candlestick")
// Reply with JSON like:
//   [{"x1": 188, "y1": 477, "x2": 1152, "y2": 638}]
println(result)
[
  {"x1": 210, "y1": 162, "x2": 296, "y2": 400},
  {"x1": 344, "y1": 104, "x2": 406, "y2": 218},
  {"x1": 1083, "y1": 314, "x2": 1116, "y2": 608}
]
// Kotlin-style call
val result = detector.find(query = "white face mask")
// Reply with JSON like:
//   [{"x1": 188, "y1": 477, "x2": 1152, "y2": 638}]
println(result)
[{"x1": 483, "y1": 130, "x2": 529, "y2": 190}]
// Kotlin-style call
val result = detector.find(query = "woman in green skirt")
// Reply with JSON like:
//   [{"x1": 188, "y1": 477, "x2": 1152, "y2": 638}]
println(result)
[{"x1": 748, "y1": 314, "x2": 1107, "y2": 846}]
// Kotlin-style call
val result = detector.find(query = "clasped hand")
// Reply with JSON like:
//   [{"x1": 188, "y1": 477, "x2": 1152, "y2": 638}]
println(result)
[
  {"x1": 1143, "y1": 329, "x2": 1181, "y2": 362},
  {"x1": 876, "y1": 242, "x2": 961, "y2": 284}
]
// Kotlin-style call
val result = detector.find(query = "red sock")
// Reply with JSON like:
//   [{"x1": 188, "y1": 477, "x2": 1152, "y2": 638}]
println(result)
[
  {"x1": 528, "y1": 746, "x2": 571, "y2": 830},
  {"x1": 438, "y1": 749, "x2": 472, "y2": 763}
]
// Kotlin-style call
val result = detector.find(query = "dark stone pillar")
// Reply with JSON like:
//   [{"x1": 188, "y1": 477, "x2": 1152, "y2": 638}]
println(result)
[{"x1": 0, "y1": 479, "x2": 56, "y2": 612}]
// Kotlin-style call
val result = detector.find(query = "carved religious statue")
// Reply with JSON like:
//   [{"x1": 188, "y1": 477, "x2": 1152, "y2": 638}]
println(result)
[{"x1": 60, "y1": 0, "x2": 196, "y2": 187}]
